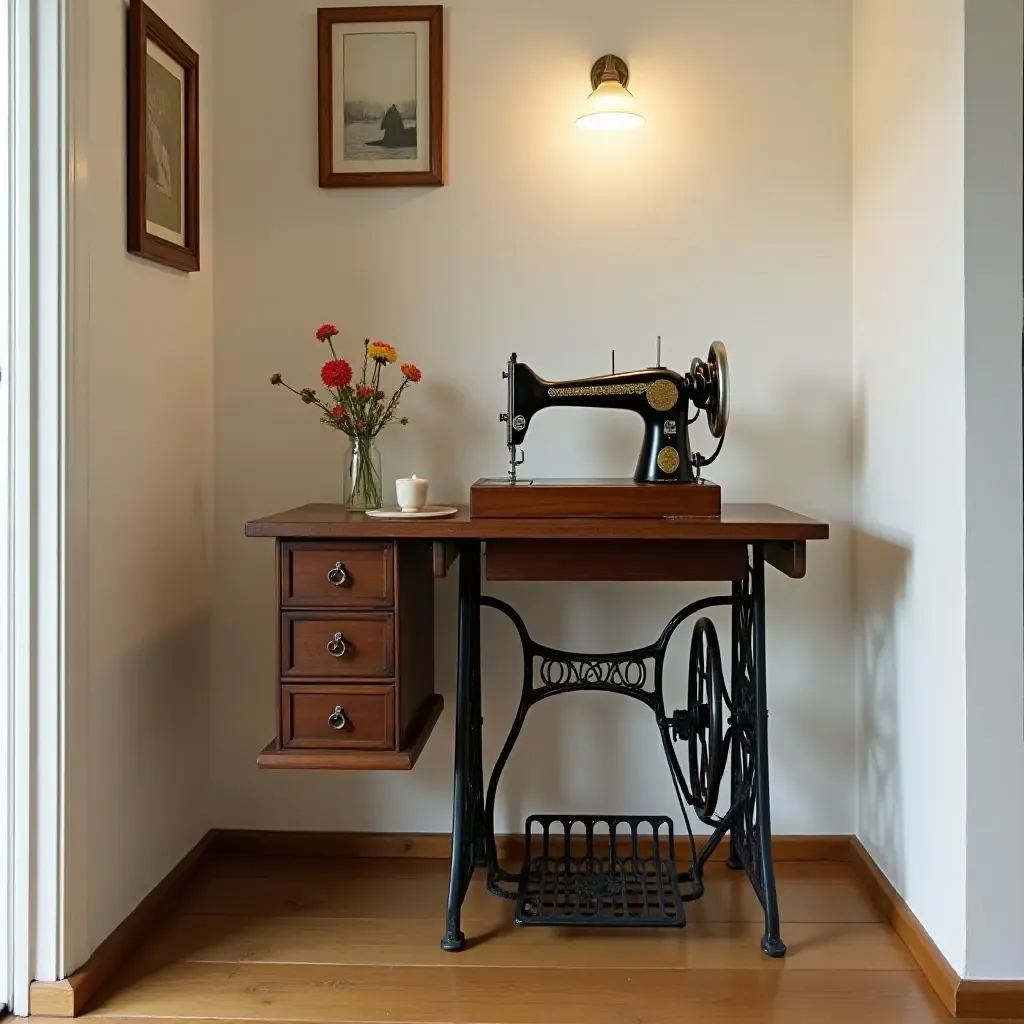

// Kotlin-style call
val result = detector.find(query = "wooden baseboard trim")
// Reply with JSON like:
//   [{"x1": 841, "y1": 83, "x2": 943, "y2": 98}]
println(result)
[
  {"x1": 26, "y1": 978, "x2": 77, "y2": 1018},
  {"x1": 851, "y1": 838, "x2": 1024, "y2": 1018},
  {"x1": 209, "y1": 828, "x2": 852, "y2": 865},
  {"x1": 956, "y1": 981, "x2": 1024, "y2": 1020},
  {"x1": 29, "y1": 829, "x2": 214, "y2": 1017},
  {"x1": 850, "y1": 838, "x2": 966, "y2": 1016}
]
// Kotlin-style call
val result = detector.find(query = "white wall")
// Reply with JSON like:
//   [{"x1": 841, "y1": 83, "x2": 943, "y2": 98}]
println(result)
[
  {"x1": 71, "y1": 0, "x2": 215, "y2": 967},
  {"x1": 963, "y1": 0, "x2": 1024, "y2": 982},
  {"x1": 852, "y1": 0, "x2": 968, "y2": 974},
  {"x1": 212, "y1": 0, "x2": 854, "y2": 836}
]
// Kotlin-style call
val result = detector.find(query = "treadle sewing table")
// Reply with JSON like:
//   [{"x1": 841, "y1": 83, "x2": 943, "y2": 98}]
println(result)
[{"x1": 245, "y1": 500, "x2": 829, "y2": 957}]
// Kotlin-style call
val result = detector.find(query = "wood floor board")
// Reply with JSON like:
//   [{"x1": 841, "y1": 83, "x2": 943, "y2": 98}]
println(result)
[
  {"x1": 85, "y1": 962, "x2": 958, "y2": 1024},
  {"x1": 133, "y1": 914, "x2": 915, "y2": 972},
  {"x1": 179, "y1": 857, "x2": 882, "y2": 925},
  {"x1": 58, "y1": 852, "x2": 1006, "y2": 1024}
]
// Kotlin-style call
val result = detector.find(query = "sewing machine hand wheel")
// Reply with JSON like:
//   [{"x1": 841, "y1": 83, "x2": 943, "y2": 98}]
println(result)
[
  {"x1": 705, "y1": 341, "x2": 730, "y2": 439},
  {"x1": 691, "y1": 340, "x2": 730, "y2": 440},
  {"x1": 687, "y1": 617, "x2": 727, "y2": 822}
]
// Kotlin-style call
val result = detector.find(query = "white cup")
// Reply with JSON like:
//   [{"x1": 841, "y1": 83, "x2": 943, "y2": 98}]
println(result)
[{"x1": 396, "y1": 475, "x2": 429, "y2": 512}]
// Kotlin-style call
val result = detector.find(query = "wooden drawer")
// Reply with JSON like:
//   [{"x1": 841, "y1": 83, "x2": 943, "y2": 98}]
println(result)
[
  {"x1": 281, "y1": 542, "x2": 393, "y2": 608},
  {"x1": 282, "y1": 684, "x2": 395, "y2": 749},
  {"x1": 282, "y1": 612, "x2": 394, "y2": 679}
]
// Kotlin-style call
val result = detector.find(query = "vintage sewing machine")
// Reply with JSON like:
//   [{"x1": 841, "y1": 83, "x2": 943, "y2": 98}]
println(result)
[
  {"x1": 246, "y1": 337, "x2": 829, "y2": 962},
  {"x1": 501, "y1": 340, "x2": 729, "y2": 484},
  {"x1": 472, "y1": 341, "x2": 730, "y2": 518}
]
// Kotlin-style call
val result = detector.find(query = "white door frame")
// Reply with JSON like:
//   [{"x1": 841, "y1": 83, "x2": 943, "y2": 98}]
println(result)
[
  {"x1": 6, "y1": 0, "x2": 80, "y2": 1013},
  {"x1": 2, "y1": 0, "x2": 12, "y2": 1010}
]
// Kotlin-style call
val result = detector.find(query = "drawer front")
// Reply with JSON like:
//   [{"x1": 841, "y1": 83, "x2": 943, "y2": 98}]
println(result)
[
  {"x1": 282, "y1": 685, "x2": 395, "y2": 749},
  {"x1": 282, "y1": 612, "x2": 394, "y2": 679},
  {"x1": 281, "y1": 542, "x2": 394, "y2": 608}
]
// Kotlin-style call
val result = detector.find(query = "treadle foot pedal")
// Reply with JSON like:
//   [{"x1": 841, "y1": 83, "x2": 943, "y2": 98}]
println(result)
[{"x1": 514, "y1": 814, "x2": 686, "y2": 927}]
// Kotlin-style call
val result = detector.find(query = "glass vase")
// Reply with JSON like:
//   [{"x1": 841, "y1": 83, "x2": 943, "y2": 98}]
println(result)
[{"x1": 345, "y1": 435, "x2": 383, "y2": 511}]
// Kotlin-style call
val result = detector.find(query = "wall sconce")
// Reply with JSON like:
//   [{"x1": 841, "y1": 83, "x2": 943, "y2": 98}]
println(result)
[{"x1": 576, "y1": 54, "x2": 645, "y2": 131}]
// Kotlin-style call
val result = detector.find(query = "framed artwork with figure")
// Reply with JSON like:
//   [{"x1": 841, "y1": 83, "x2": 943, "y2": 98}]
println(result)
[
  {"x1": 127, "y1": 0, "x2": 200, "y2": 272},
  {"x1": 317, "y1": 6, "x2": 444, "y2": 188}
]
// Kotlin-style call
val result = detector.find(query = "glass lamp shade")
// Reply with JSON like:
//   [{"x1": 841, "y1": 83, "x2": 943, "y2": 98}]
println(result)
[{"x1": 576, "y1": 80, "x2": 645, "y2": 131}]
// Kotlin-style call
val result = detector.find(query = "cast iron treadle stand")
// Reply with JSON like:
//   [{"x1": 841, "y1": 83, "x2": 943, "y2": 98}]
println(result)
[{"x1": 441, "y1": 541, "x2": 785, "y2": 958}]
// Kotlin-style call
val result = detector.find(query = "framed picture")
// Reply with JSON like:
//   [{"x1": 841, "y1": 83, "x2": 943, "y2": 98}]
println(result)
[
  {"x1": 127, "y1": 0, "x2": 199, "y2": 272},
  {"x1": 317, "y1": 6, "x2": 444, "y2": 188}
]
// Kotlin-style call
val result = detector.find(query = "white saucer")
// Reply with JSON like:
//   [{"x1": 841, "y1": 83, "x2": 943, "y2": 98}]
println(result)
[{"x1": 364, "y1": 505, "x2": 459, "y2": 519}]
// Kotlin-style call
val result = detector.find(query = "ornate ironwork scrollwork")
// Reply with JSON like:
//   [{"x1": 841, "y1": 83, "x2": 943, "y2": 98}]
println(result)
[{"x1": 537, "y1": 656, "x2": 649, "y2": 693}]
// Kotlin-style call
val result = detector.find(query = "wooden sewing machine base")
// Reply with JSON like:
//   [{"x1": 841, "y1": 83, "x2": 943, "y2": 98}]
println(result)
[{"x1": 469, "y1": 477, "x2": 721, "y2": 519}]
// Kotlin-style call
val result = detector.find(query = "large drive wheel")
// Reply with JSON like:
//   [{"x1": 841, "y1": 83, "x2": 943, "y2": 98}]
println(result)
[{"x1": 687, "y1": 617, "x2": 727, "y2": 822}]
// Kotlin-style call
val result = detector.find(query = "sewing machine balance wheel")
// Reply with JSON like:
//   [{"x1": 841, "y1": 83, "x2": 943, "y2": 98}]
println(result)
[
  {"x1": 686, "y1": 617, "x2": 728, "y2": 822},
  {"x1": 705, "y1": 340, "x2": 730, "y2": 439}
]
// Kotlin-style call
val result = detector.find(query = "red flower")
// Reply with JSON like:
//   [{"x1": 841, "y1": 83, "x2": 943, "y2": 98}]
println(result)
[
  {"x1": 400, "y1": 363, "x2": 421, "y2": 383},
  {"x1": 316, "y1": 324, "x2": 339, "y2": 342},
  {"x1": 331, "y1": 405, "x2": 345, "y2": 419},
  {"x1": 356, "y1": 419, "x2": 365, "y2": 429},
  {"x1": 356, "y1": 385, "x2": 375, "y2": 398},
  {"x1": 321, "y1": 359, "x2": 353, "y2": 389}
]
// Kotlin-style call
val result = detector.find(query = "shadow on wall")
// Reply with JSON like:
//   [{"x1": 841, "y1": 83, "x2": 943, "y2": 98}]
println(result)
[
  {"x1": 854, "y1": 530, "x2": 909, "y2": 891},
  {"x1": 120, "y1": 610, "x2": 211, "y2": 828}
]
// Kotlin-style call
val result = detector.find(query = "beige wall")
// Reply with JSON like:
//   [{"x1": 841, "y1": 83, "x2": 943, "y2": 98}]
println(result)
[
  {"x1": 852, "y1": 0, "x2": 968, "y2": 973},
  {"x1": 963, "y1": 0, "x2": 1024, "y2": 981},
  {"x1": 212, "y1": 0, "x2": 855, "y2": 835},
  {"x1": 74, "y1": 0, "x2": 214, "y2": 965}
]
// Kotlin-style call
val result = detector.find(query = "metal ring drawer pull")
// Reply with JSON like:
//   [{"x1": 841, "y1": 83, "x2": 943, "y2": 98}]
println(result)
[
  {"x1": 327, "y1": 561, "x2": 348, "y2": 586},
  {"x1": 327, "y1": 632, "x2": 347, "y2": 658},
  {"x1": 328, "y1": 705, "x2": 347, "y2": 731}
]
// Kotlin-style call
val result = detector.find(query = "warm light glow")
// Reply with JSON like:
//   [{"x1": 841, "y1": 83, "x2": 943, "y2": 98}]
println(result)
[{"x1": 576, "y1": 80, "x2": 645, "y2": 132}]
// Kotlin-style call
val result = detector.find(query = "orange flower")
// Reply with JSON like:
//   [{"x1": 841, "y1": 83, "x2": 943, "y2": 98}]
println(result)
[
  {"x1": 366, "y1": 340, "x2": 397, "y2": 364},
  {"x1": 400, "y1": 363, "x2": 422, "y2": 383}
]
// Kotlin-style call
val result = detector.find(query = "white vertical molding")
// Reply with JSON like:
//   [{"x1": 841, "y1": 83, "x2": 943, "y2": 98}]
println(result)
[
  {"x1": 9, "y1": 0, "x2": 36, "y2": 1007},
  {"x1": 9, "y1": 0, "x2": 36, "y2": 1008},
  {"x1": 33, "y1": 0, "x2": 67, "y2": 984},
  {"x1": 9, "y1": 0, "x2": 70, "y2": 1010},
  {"x1": 0, "y1": 0, "x2": 12, "y2": 1010}
]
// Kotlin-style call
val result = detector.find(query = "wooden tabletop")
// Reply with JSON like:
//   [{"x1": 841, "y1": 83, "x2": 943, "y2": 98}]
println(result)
[{"x1": 245, "y1": 503, "x2": 829, "y2": 542}]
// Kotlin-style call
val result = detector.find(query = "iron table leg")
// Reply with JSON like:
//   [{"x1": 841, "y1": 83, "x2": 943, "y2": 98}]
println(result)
[
  {"x1": 752, "y1": 545, "x2": 785, "y2": 957},
  {"x1": 725, "y1": 579, "x2": 745, "y2": 873},
  {"x1": 441, "y1": 541, "x2": 485, "y2": 952}
]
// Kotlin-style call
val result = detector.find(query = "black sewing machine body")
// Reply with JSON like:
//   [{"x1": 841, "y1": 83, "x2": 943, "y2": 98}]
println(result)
[{"x1": 501, "y1": 343, "x2": 729, "y2": 485}]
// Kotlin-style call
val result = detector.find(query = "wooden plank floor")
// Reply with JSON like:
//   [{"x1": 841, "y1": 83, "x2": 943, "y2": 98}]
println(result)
[{"x1": 34, "y1": 852, "x2": 1021, "y2": 1024}]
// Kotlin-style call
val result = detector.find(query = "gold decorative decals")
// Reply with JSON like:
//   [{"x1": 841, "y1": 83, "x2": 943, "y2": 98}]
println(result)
[
  {"x1": 546, "y1": 377, "x2": 681, "y2": 409},
  {"x1": 646, "y1": 379, "x2": 679, "y2": 412},
  {"x1": 547, "y1": 382, "x2": 650, "y2": 399},
  {"x1": 657, "y1": 446, "x2": 681, "y2": 474}
]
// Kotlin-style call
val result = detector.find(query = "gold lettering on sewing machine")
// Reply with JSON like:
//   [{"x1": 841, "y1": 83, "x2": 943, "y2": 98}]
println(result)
[
  {"x1": 544, "y1": 378, "x2": 679, "y2": 411},
  {"x1": 547, "y1": 382, "x2": 650, "y2": 399},
  {"x1": 657, "y1": 446, "x2": 681, "y2": 473},
  {"x1": 646, "y1": 379, "x2": 679, "y2": 412}
]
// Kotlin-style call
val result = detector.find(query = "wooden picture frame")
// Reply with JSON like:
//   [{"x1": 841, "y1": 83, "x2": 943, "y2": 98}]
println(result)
[
  {"x1": 127, "y1": 0, "x2": 200, "y2": 272},
  {"x1": 317, "y1": 6, "x2": 444, "y2": 188}
]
